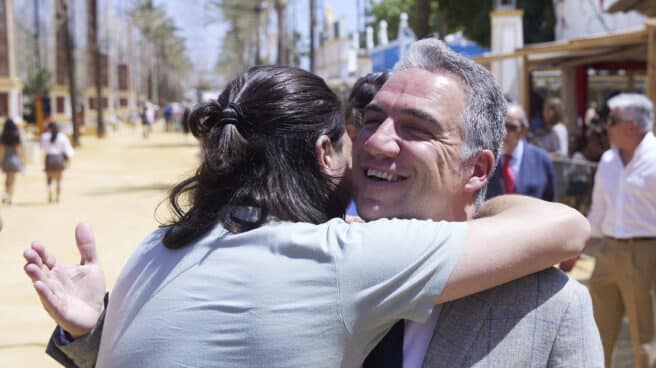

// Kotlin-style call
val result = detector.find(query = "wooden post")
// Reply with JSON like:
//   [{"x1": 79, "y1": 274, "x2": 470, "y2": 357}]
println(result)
[
  {"x1": 646, "y1": 19, "x2": 656, "y2": 132},
  {"x1": 521, "y1": 55, "x2": 530, "y2": 115}
]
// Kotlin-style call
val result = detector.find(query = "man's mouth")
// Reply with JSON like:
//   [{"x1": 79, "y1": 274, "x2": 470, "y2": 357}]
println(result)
[{"x1": 365, "y1": 169, "x2": 406, "y2": 183}]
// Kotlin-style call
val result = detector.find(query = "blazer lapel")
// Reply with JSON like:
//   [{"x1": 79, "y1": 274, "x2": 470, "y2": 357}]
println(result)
[{"x1": 421, "y1": 295, "x2": 491, "y2": 367}]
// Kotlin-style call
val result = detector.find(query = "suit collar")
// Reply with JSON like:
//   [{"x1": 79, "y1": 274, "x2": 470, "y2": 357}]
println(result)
[{"x1": 421, "y1": 295, "x2": 492, "y2": 367}]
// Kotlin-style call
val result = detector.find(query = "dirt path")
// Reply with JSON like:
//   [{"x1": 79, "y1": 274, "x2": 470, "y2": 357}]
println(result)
[{"x1": 0, "y1": 125, "x2": 199, "y2": 366}]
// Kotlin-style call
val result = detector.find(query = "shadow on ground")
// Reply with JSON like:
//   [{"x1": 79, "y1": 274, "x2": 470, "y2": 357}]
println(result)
[
  {"x1": 86, "y1": 183, "x2": 174, "y2": 195},
  {"x1": 128, "y1": 142, "x2": 198, "y2": 149}
]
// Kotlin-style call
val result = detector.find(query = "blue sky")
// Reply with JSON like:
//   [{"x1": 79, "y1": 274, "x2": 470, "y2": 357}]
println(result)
[{"x1": 157, "y1": 0, "x2": 363, "y2": 72}]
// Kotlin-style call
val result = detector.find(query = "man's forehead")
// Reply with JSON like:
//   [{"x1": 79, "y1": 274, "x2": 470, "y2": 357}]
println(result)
[{"x1": 367, "y1": 68, "x2": 466, "y2": 115}]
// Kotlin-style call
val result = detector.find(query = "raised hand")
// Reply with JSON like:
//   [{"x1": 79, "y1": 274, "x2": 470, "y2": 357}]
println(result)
[{"x1": 23, "y1": 223, "x2": 107, "y2": 338}]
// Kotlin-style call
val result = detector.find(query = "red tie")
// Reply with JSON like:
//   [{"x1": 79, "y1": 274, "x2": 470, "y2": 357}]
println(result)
[{"x1": 502, "y1": 154, "x2": 516, "y2": 194}]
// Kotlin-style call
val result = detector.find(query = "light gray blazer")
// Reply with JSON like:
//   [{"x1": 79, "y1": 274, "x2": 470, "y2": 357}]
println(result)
[{"x1": 421, "y1": 267, "x2": 604, "y2": 368}]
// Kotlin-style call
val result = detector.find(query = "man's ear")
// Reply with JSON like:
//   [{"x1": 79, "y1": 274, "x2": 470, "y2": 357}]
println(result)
[
  {"x1": 464, "y1": 150, "x2": 495, "y2": 193},
  {"x1": 345, "y1": 125, "x2": 359, "y2": 141},
  {"x1": 315, "y1": 135, "x2": 338, "y2": 176}
]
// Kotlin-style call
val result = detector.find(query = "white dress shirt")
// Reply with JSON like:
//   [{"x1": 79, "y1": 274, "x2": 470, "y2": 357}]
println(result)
[
  {"x1": 587, "y1": 131, "x2": 656, "y2": 238},
  {"x1": 402, "y1": 305, "x2": 442, "y2": 368}
]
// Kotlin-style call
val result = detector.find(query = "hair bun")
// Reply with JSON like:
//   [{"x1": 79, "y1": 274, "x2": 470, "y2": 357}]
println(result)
[{"x1": 221, "y1": 106, "x2": 239, "y2": 125}]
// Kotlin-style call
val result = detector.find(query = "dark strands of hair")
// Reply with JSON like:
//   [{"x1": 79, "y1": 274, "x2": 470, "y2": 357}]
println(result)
[
  {"x1": 48, "y1": 122, "x2": 60, "y2": 143},
  {"x1": 1, "y1": 118, "x2": 20, "y2": 146},
  {"x1": 347, "y1": 72, "x2": 389, "y2": 128},
  {"x1": 162, "y1": 65, "x2": 350, "y2": 250}
]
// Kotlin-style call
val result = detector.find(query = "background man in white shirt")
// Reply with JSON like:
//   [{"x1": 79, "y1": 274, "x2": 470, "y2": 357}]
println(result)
[
  {"x1": 587, "y1": 93, "x2": 656, "y2": 368},
  {"x1": 360, "y1": 39, "x2": 602, "y2": 368}
]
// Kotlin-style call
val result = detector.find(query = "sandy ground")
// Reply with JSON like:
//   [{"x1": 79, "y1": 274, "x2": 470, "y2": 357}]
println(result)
[
  {"x1": 0, "y1": 125, "x2": 199, "y2": 366},
  {"x1": 0, "y1": 124, "x2": 633, "y2": 366}
]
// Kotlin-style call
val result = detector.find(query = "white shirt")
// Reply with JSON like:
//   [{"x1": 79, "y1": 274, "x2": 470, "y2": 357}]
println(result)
[
  {"x1": 403, "y1": 305, "x2": 442, "y2": 368},
  {"x1": 41, "y1": 132, "x2": 75, "y2": 158},
  {"x1": 553, "y1": 123, "x2": 569, "y2": 157},
  {"x1": 587, "y1": 131, "x2": 656, "y2": 238}
]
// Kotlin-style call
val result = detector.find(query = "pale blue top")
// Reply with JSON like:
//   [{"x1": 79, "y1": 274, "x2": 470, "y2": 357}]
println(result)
[{"x1": 96, "y1": 217, "x2": 467, "y2": 368}]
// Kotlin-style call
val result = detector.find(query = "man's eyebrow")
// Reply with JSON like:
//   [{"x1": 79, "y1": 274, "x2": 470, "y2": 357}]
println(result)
[
  {"x1": 364, "y1": 103, "x2": 385, "y2": 113},
  {"x1": 364, "y1": 104, "x2": 442, "y2": 129},
  {"x1": 398, "y1": 108, "x2": 440, "y2": 127}
]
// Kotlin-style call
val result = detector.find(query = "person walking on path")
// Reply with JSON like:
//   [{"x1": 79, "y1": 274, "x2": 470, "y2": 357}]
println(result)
[
  {"x1": 40, "y1": 122, "x2": 74, "y2": 203},
  {"x1": 587, "y1": 93, "x2": 656, "y2": 367},
  {"x1": 1, "y1": 118, "x2": 25, "y2": 206}
]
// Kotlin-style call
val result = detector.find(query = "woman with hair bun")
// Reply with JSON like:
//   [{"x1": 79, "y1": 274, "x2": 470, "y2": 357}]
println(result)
[{"x1": 40, "y1": 122, "x2": 74, "y2": 203}]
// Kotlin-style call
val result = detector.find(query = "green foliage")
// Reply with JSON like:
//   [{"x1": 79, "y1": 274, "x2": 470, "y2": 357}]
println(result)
[
  {"x1": 210, "y1": 0, "x2": 273, "y2": 83},
  {"x1": 130, "y1": 0, "x2": 192, "y2": 74},
  {"x1": 23, "y1": 68, "x2": 53, "y2": 96},
  {"x1": 367, "y1": 0, "x2": 555, "y2": 47}
]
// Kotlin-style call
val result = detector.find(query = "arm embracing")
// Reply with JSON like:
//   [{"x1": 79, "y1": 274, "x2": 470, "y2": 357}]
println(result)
[{"x1": 438, "y1": 195, "x2": 589, "y2": 303}]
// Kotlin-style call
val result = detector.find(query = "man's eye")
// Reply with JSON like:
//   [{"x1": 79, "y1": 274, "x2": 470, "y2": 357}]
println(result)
[
  {"x1": 406, "y1": 125, "x2": 430, "y2": 136},
  {"x1": 363, "y1": 119, "x2": 382, "y2": 127}
]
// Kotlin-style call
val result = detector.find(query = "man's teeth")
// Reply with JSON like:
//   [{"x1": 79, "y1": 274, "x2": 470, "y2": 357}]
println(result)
[{"x1": 366, "y1": 169, "x2": 401, "y2": 182}]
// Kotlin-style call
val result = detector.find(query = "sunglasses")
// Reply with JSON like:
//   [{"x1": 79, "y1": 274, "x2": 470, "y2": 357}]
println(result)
[{"x1": 505, "y1": 123, "x2": 522, "y2": 133}]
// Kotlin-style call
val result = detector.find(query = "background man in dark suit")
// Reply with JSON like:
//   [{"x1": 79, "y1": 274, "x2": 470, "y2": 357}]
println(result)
[{"x1": 486, "y1": 103, "x2": 557, "y2": 202}]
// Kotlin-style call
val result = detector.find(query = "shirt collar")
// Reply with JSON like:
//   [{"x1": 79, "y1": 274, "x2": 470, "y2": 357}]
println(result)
[{"x1": 508, "y1": 139, "x2": 524, "y2": 163}]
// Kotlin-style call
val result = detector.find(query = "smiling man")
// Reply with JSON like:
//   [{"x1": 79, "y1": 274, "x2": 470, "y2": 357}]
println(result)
[{"x1": 361, "y1": 39, "x2": 603, "y2": 368}]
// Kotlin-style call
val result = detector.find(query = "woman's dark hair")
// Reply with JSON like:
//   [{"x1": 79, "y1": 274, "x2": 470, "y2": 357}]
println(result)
[
  {"x1": 163, "y1": 65, "x2": 349, "y2": 249},
  {"x1": 48, "y1": 122, "x2": 60, "y2": 143},
  {"x1": 1, "y1": 118, "x2": 20, "y2": 146},
  {"x1": 346, "y1": 72, "x2": 389, "y2": 129}
]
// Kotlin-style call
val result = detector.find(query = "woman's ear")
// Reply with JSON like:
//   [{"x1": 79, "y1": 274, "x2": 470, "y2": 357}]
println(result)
[
  {"x1": 464, "y1": 150, "x2": 495, "y2": 193},
  {"x1": 315, "y1": 135, "x2": 338, "y2": 176}
]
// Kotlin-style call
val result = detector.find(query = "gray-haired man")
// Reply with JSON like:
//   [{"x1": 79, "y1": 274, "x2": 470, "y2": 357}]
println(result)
[
  {"x1": 361, "y1": 39, "x2": 603, "y2": 367},
  {"x1": 587, "y1": 93, "x2": 656, "y2": 368}
]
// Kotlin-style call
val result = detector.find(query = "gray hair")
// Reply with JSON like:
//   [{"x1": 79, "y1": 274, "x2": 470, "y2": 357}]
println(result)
[
  {"x1": 507, "y1": 103, "x2": 529, "y2": 127},
  {"x1": 607, "y1": 93, "x2": 654, "y2": 133},
  {"x1": 394, "y1": 38, "x2": 507, "y2": 206}
]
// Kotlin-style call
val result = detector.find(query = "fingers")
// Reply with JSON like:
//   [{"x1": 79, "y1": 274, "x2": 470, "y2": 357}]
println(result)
[
  {"x1": 30, "y1": 242, "x2": 57, "y2": 269},
  {"x1": 23, "y1": 247, "x2": 45, "y2": 269},
  {"x1": 75, "y1": 222, "x2": 99, "y2": 265},
  {"x1": 24, "y1": 263, "x2": 45, "y2": 283},
  {"x1": 33, "y1": 280, "x2": 62, "y2": 317}
]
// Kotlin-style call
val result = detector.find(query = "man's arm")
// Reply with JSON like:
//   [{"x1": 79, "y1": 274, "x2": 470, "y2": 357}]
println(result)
[
  {"x1": 46, "y1": 296, "x2": 107, "y2": 368},
  {"x1": 547, "y1": 282, "x2": 604, "y2": 367},
  {"x1": 438, "y1": 195, "x2": 589, "y2": 303}
]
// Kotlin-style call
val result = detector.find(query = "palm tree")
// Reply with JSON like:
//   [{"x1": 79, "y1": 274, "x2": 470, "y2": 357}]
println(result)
[
  {"x1": 274, "y1": 0, "x2": 288, "y2": 65},
  {"x1": 56, "y1": 0, "x2": 80, "y2": 146},
  {"x1": 89, "y1": 0, "x2": 104, "y2": 137}
]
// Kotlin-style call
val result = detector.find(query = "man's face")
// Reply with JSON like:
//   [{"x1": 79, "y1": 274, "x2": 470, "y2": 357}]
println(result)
[
  {"x1": 503, "y1": 105, "x2": 527, "y2": 155},
  {"x1": 607, "y1": 107, "x2": 635, "y2": 149},
  {"x1": 352, "y1": 68, "x2": 470, "y2": 221}
]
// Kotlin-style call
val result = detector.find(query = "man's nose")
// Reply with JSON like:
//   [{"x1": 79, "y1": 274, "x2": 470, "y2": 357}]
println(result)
[{"x1": 363, "y1": 118, "x2": 400, "y2": 158}]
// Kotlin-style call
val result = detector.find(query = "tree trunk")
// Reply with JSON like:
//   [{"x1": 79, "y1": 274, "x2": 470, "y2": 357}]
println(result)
[
  {"x1": 275, "y1": 0, "x2": 288, "y2": 65},
  {"x1": 90, "y1": 0, "x2": 104, "y2": 137},
  {"x1": 413, "y1": 0, "x2": 431, "y2": 38},
  {"x1": 60, "y1": 0, "x2": 80, "y2": 146},
  {"x1": 309, "y1": 0, "x2": 316, "y2": 72}
]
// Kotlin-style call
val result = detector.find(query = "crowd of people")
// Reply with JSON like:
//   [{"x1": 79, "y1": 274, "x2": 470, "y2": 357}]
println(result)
[{"x1": 16, "y1": 37, "x2": 656, "y2": 368}]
